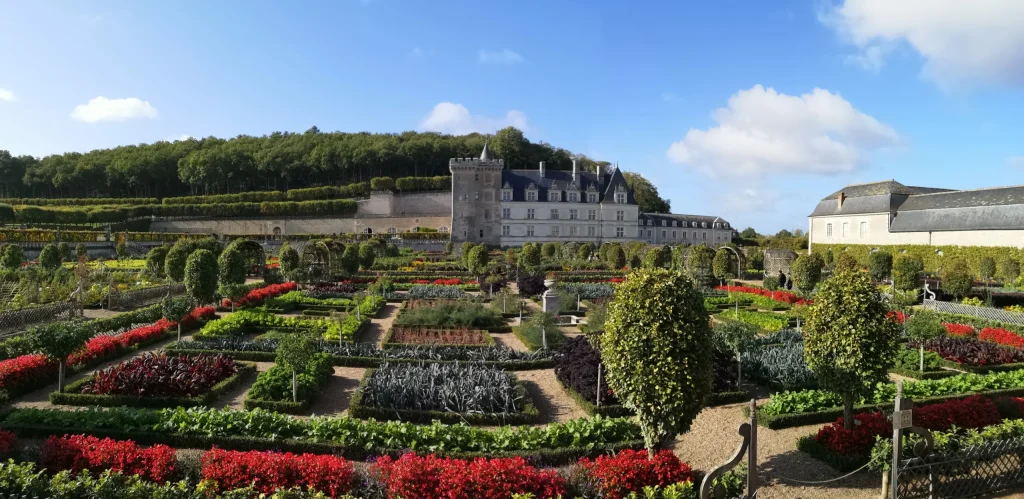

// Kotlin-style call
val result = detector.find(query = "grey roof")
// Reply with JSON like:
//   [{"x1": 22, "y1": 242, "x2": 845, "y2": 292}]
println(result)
[
  {"x1": 809, "y1": 194, "x2": 900, "y2": 217},
  {"x1": 820, "y1": 180, "x2": 953, "y2": 201},
  {"x1": 501, "y1": 168, "x2": 638, "y2": 204},
  {"x1": 896, "y1": 185, "x2": 1024, "y2": 211},
  {"x1": 479, "y1": 142, "x2": 493, "y2": 161},
  {"x1": 890, "y1": 205, "x2": 1024, "y2": 232},
  {"x1": 640, "y1": 212, "x2": 729, "y2": 228}
]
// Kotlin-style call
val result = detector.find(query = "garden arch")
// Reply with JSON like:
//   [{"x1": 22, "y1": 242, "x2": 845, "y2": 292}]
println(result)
[
  {"x1": 323, "y1": 240, "x2": 347, "y2": 277},
  {"x1": 301, "y1": 240, "x2": 331, "y2": 283},
  {"x1": 226, "y1": 239, "x2": 267, "y2": 278}
]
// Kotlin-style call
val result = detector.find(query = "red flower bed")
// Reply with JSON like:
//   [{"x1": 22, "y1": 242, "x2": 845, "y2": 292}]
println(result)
[
  {"x1": 82, "y1": 352, "x2": 236, "y2": 397},
  {"x1": 814, "y1": 412, "x2": 891, "y2": 457},
  {"x1": 41, "y1": 434, "x2": 177, "y2": 483},
  {"x1": 201, "y1": 448, "x2": 353, "y2": 497},
  {"x1": 980, "y1": 327, "x2": 1024, "y2": 349},
  {"x1": 227, "y1": 282, "x2": 297, "y2": 308},
  {"x1": 0, "y1": 354, "x2": 54, "y2": 394},
  {"x1": 371, "y1": 453, "x2": 566, "y2": 499},
  {"x1": 578, "y1": 449, "x2": 694, "y2": 499},
  {"x1": 944, "y1": 323, "x2": 976, "y2": 337},
  {"x1": 716, "y1": 285, "x2": 810, "y2": 305}
]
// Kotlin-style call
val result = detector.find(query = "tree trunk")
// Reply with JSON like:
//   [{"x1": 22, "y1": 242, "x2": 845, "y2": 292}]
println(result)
[
  {"x1": 919, "y1": 344, "x2": 925, "y2": 372},
  {"x1": 177, "y1": 322, "x2": 182, "y2": 342},
  {"x1": 292, "y1": 369, "x2": 298, "y2": 403},
  {"x1": 843, "y1": 394, "x2": 854, "y2": 430},
  {"x1": 736, "y1": 353, "x2": 743, "y2": 387}
]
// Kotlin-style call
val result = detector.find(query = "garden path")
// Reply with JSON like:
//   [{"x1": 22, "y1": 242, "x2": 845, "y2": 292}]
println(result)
[
  {"x1": 81, "y1": 308, "x2": 120, "y2": 320},
  {"x1": 672, "y1": 398, "x2": 881, "y2": 499},
  {"x1": 516, "y1": 369, "x2": 586, "y2": 423},
  {"x1": 494, "y1": 318, "x2": 529, "y2": 352},
  {"x1": 306, "y1": 366, "x2": 366, "y2": 416},
  {"x1": 361, "y1": 303, "x2": 398, "y2": 347},
  {"x1": 216, "y1": 361, "x2": 275, "y2": 411}
]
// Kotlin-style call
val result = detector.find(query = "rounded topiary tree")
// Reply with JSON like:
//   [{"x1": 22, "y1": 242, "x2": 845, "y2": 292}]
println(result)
[
  {"x1": 38, "y1": 244, "x2": 61, "y2": 272},
  {"x1": 279, "y1": 242, "x2": 300, "y2": 276},
  {"x1": 341, "y1": 245, "x2": 360, "y2": 274},
  {"x1": 184, "y1": 249, "x2": 219, "y2": 305},
  {"x1": 358, "y1": 241, "x2": 377, "y2": 270},
  {"x1": 642, "y1": 245, "x2": 672, "y2": 269},
  {"x1": 57, "y1": 242, "x2": 70, "y2": 263},
  {"x1": 607, "y1": 244, "x2": 626, "y2": 270},
  {"x1": 2, "y1": 244, "x2": 23, "y2": 270},
  {"x1": 869, "y1": 252, "x2": 893, "y2": 282},
  {"x1": 217, "y1": 247, "x2": 246, "y2": 287},
  {"x1": 467, "y1": 244, "x2": 490, "y2": 275},
  {"x1": 115, "y1": 239, "x2": 128, "y2": 260},
  {"x1": 460, "y1": 241, "x2": 474, "y2": 261},
  {"x1": 941, "y1": 258, "x2": 974, "y2": 300},
  {"x1": 822, "y1": 249, "x2": 834, "y2": 269},
  {"x1": 627, "y1": 253, "x2": 642, "y2": 270},
  {"x1": 601, "y1": 268, "x2": 714, "y2": 454},
  {"x1": 834, "y1": 253, "x2": 859, "y2": 274},
  {"x1": 713, "y1": 320, "x2": 757, "y2": 386},
  {"x1": 804, "y1": 268, "x2": 901, "y2": 429},
  {"x1": 277, "y1": 333, "x2": 316, "y2": 403},
  {"x1": 145, "y1": 244, "x2": 170, "y2": 280},
  {"x1": 75, "y1": 243, "x2": 88, "y2": 260},
  {"x1": 444, "y1": 241, "x2": 454, "y2": 255},
  {"x1": 712, "y1": 248, "x2": 735, "y2": 284},
  {"x1": 162, "y1": 297, "x2": 194, "y2": 342},
  {"x1": 520, "y1": 243, "x2": 541, "y2": 269},
  {"x1": 164, "y1": 240, "x2": 191, "y2": 283},
  {"x1": 578, "y1": 242, "x2": 594, "y2": 260},
  {"x1": 905, "y1": 311, "x2": 946, "y2": 372},
  {"x1": 27, "y1": 321, "x2": 93, "y2": 393},
  {"x1": 791, "y1": 253, "x2": 824, "y2": 295},
  {"x1": 685, "y1": 245, "x2": 715, "y2": 289},
  {"x1": 541, "y1": 242, "x2": 557, "y2": 260},
  {"x1": 892, "y1": 254, "x2": 924, "y2": 291}
]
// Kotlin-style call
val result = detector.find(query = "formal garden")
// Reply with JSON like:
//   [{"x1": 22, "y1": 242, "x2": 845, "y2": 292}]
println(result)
[{"x1": 2, "y1": 235, "x2": 1024, "y2": 497}]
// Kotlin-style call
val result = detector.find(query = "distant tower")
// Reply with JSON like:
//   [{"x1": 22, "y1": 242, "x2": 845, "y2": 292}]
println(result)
[{"x1": 450, "y1": 143, "x2": 503, "y2": 247}]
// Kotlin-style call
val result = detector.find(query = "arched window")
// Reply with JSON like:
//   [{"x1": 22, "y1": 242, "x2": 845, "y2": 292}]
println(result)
[{"x1": 439, "y1": 226, "x2": 449, "y2": 233}]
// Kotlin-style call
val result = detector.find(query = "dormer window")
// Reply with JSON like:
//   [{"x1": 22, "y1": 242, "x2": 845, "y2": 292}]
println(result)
[
  {"x1": 587, "y1": 193, "x2": 597, "y2": 203},
  {"x1": 661, "y1": 220, "x2": 667, "y2": 227},
  {"x1": 549, "y1": 191, "x2": 561, "y2": 202},
  {"x1": 568, "y1": 192, "x2": 578, "y2": 202},
  {"x1": 615, "y1": 192, "x2": 626, "y2": 204},
  {"x1": 701, "y1": 222, "x2": 707, "y2": 228},
  {"x1": 501, "y1": 190, "x2": 512, "y2": 201},
  {"x1": 526, "y1": 183, "x2": 538, "y2": 202}
]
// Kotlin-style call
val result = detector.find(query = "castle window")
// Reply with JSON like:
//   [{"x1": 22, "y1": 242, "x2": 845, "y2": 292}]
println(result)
[
  {"x1": 502, "y1": 225, "x2": 510, "y2": 237},
  {"x1": 702, "y1": 232, "x2": 707, "y2": 240},
  {"x1": 527, "y1": 190, "x2": 536, "y2": 201},
  {"x1": 483, "y1": 209, "x2": 489, "y2": 220},
  {"x1": 662, "y1": 221, "x2": 667, "y2": 227},
  {"x1": 480, "y1": 229, "x2": 484, "y2": 238},
  {"x1": 474, "y1": 173, "x2": 479, "y2": 181},
  {"x1": 588, "y1": 193, "x2": 597, "y2": 203},
  {"x1": 616, "y1": 227, "x2": 624, "y2": 238},
  {"x1": 474, "y1": 191, "x2": 479, "y2": 200},
  {"x1": 551, "y1": 225, "x2": 560, "y2": 236},
  {"x1": 646, "y1": 220, "x2": 651, "y2": 226},
  {"x1": 859, "y1": 222, "x2": 867, "y2": 238},
  {"x1": 568, "y1": 192, "x2": 578, "y2": 202},
  {"x1": 569, "y1": 209, "x2": 578, "y2": 220},
  {"x1": 588, "y1": 226, "x2": 595, "y2": 237},
  {"x1": 439, "y1": 226, "x2": 449, "y2": 233},
  {"x1": 826, "y1": 223, "x2": 833, "y2": 238},
  {"x1": 501, "y1": 190, "x2": 511, "y2": 201},
  {"x1": 527, "y1": 225, "x2": 535, "y2": 237},
  {"x1": 569, "y1": 226, "x2": 578, "y2": 236},
  {"x1": 387, "y1": 227, "x2": 397, "y2": 234},
  {"x1": 672, "y1": 230, "x2": 676, "y2": 239},
  {"x1": 588, "y1": 210, "x2": 596, "y2": 221},
  {"x1": 550, "y1": 208, "x2": 559, "y2": 220},
  {"x1": 615, "y1": 193, "x2": 626, "y2": 204},
  {"x1": 647, "y1": 230, "x2": 652, "y2": 239},
  {"x1": 549, "y1": 191, "x2": 560, "y2": 202},
  {"x1": 502, "y1": 208, "x2": 510, "y2": 219},
  {"x1": 527, "y1": 208, "x2": 535, "y2": 219},
  {"x1": 842, "y1": 222, "x2": 849, "y2": 237},
  {"x1": 616, "y1": 211, "x2": 624, "y2": 221},
  {"x1": 662, "y1": 230, "x2": 666, "y2": 238}
]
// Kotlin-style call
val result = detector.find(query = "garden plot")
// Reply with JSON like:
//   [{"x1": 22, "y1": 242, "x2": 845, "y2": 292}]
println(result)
[
  {"x1": 348, "y1": 362, "x2": 539, "y2": 424},
  {"x1": 394, "y1": 300, "x2": 508, "y2": 330},
  {"x1": 51, "y1": 352, "x2": 254, "y2": 408},
  {"x1": 382, "y1": 325, "x2": 495, "y2": 348}
]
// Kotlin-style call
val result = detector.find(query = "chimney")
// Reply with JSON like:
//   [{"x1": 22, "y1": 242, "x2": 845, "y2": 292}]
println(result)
[
  {"x1": 572, "y1": 159, "x2": 578, "y2": 183},
  {"x1": 837, "y1": 192, "x2": 846, "y2": 210},
  {"x1": 539, "y1": 161, "x2": 546, "y2": 178},
  {"x1": 596, "y1": 163, "x2": 605, "y2": 184}
]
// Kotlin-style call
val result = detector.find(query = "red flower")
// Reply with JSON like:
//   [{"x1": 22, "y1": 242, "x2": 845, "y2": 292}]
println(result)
[
  {"x1": 0, "y1": 430, "x2": 16, "y2": 458},
  {"x1": 814, "y1": 412, "x2": 890, "y2": 457},
  {"x1": 715, "y1": 285, "x2": 811, "y2": 306},
  {"x1": 980, "y1": 327, "x2": 1024, "y2": 349},
  {"x1": 578, "y1": 449, "x2": 693, "y2": 499},
  {"x1": 371, "y1": 453, "x2": 566, "y2": 499},
  {"x1": 41, "y1": 434, "x2": 177, "y2": 483},
  {"x1": 228, "y1": 282, "x2": 297, "y2": 308},
  {"x1": 201, "y1": 448, "x2": 353, "y2": 497},
  {"x1": 943, "y1": 323, "x2": 976, "y2": 337}
]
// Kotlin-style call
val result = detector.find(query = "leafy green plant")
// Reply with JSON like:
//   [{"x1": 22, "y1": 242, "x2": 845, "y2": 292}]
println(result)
[
  {"x1": 601, "y1": 268, "x2": 713, "y2": 455},
  {"x1": 1000, "y1": 257, "x2": 1021, "y2": 284},
  {"x1": 685, "y1": 246, "x2": 714, "y2": 289},
  {"x1": 905, "y1": 311, "x2": 947, "y2": 372},
  {"x1": 716, "y1": 309, "x2": 788, "y2": 332},
  {"x1": 39, "y1": 244, "x2": 61, "y2": 272},
  {"x1": 217, "y1": 247, "x2": 246, "y2": 286},
  {"x1": 145, "y1": 244, "x2": 170, "y2": 279},
  {"x1": 185, "y1": 249, "x2": 218, "y2": 305},
  {"x1": 892, "y1": 254, "x2": 924, "y2": 291},
  {"x1": 941, "y1": 258, "x2": 974, "y2": 300},
  {"x1": 516, "y1": 312, "x2": 564, "y2": 350},
  {"x1": 791, "y1": 253, "x2": 824, "y2": 295},
  {"x1": 341, "y1": 245, "x2": 359, "y2": 274},
  {"x1": 276, "y1": 333, "x2": 319, "y2": 403},
  {"x1": 26, "y1": 320, "x2": 93, "y2": 392},
  {"x1": 868, "y1": 251, "x2": 893, "y2": 282},
  {"x1": 712, "y1": 248, "x2": 735, "y2": 283},
  {"x1": 162, "y1": 297, "x2": 194, "y2": 341},
  {"x1": 803, "y1": 266, "x2": 900, "y2": 428}
]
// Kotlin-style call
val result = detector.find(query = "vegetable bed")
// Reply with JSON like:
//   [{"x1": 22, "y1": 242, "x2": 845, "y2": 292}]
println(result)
[{"x1": 382, "y1": 326, "x2": 495, "y2": 348}]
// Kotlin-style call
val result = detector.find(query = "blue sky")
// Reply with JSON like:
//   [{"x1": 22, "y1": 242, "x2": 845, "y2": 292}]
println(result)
[{"x1": 1, "y1": 0, "x2": 1023, "y2": 233}]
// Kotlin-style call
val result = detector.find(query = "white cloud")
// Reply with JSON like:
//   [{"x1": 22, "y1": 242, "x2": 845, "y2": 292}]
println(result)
[
  {"x1": 421, "y1": 102, "x2": 529, "y2": 135},
  {"x1": 728, "y1": 187, "x2": 781, "y2": 212},
  {"x1": 0, "y1": 88, "x2": 15, "y2": 102},
  {"x1": 168, "y1": 134, "x2": 194, "y2": 142},
  {"x1": 666, "y1": 85, "x2": 900, "y2": 177},
  {"x1": 478, "y1": 48, "x2": 524, "y2": 65},
  {"x1": 1009, "y1": 156, "x2": 1024, "y2": 168},
  {"x1": 71, "y1": 96, "x2": 158, "y2": 123},
  {"x1": 822, "y1": 0, "x2": 1024, "y2": 87}
]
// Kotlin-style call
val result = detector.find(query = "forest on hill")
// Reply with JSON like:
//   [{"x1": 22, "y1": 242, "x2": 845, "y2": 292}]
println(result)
[{"x1": 0, "y1": 127, "x2": 605, "y2": 199}]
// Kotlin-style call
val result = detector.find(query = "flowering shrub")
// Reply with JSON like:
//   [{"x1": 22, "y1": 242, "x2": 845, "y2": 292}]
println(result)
[
  {"x1": 944, "y1": 323, "x2": 976, "y2": 337},
  {"x1": 227, "y1": 282, "x2": 297, "y2": 308},
  {"x1": 82, "y1": 353, "x2": 237, "y2": 397},
  {"x1": 887, "y1": 310, "x2": 906, "y2": 324},
  {"x1": 371, "y1": 453, "x2": 566, "y2": 499},
  {"x1": 716, "y1": 285, "x2": 809, "y2": 305},
  {"x1": 578, "y1": 449, "x2": 694, "y2": 499},
  {"x1": 201, "y1": 448, "x2": 353, "y2": 496},
  {"x1": 814, "y1": 412, "x2": 890, "y2": 457},
  {"x1": 41, "y1": 434, "x2": 177, "y2": 483},
  {"x1": 980, "y1": 327, "x2": 1024, "y2": 349},
  {"x1": 0, "y1": 430, "x2": 16, "y2": 458},
  {"x1": 0, "y1": 354, "x2": 52, "y2": 394}
]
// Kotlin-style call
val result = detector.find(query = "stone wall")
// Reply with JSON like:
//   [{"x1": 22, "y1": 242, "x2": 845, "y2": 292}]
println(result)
[
  {"x1": 356, "y1": 191, "x2": 450, "y2": 217},
  {"x1": 150, "y1": 215, "x2": 451, "y2": 236}
]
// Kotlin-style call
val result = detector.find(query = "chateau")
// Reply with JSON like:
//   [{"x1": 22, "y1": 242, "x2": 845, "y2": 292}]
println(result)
[
  {"x1": 808, "y1": 180, "x2": 1024, "y2": 250},
  {"x1": 450, "y1": 144, "x2": 733, "y2": 247}
]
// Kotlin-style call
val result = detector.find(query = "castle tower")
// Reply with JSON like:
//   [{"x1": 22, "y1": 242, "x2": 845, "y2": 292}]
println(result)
[{"x1": 450, "y1": 143, "x2": 503, "y2": 247}]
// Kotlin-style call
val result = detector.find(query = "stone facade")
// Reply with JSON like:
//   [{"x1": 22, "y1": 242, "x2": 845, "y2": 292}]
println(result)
[{"x1": 449, "y1": 144, "x2": 503, "y2": 245}]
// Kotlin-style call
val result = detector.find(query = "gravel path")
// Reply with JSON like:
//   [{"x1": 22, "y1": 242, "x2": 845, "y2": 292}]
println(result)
[
  {"x1": 361, "y1": 303, "x2": 399, "y2": 347},
  {"x1": 82, "y1": 308, "x2": 120, "y2": 320},
  {"x1": 307, "y1": 366, "x2": 366, "y2": 416},
  {"x1": 516, "y1": 369, "x2": 586, "y2": 423},
  {"x1": 217, "y1": 361, "x2": 275, "y2": 410}
]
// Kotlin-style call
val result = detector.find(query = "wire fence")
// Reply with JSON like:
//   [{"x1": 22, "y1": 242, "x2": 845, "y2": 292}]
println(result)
[{"x1": 922, "y1": 299, "x2": 1024, "y2": 326}]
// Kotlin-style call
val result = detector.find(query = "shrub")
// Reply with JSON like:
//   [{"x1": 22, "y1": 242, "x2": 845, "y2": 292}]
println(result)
[
  {"x1": 712, "y1": 248, "x2": 735, "y2": 282},
  {"x1": 201, "y1": 448, "x2": 354, "y2": 496},
  {"x1": 248, "y1": 352, "x2": 333, "y2": 404},
  {"x1": 466, "y1": 244, "x2": 489, "y2": 274},
  {"x1": 814, "y1": 411, "x2": 890, "y2": 457},
  {"x1": 578, "y1": 449, "x2": 694, "y2": 499},
  {"x1": 394, "y1": 301, "x2": 504, "y2": 329},
  {"x1": 517, "y1": 312, "x2": 565, "y2": 350},
  {"x1": 81, "y1": 352, "x2": 237, "y2": 397},
  {"x1": 341, "y1": 245, "x2": 359, "y2": 274},
  {"x1": 40, "y1": 434, "x2": 177, "y2": 483},
  {"x1": 75, "y1": 243, "x2": 87, "y2": 258},
  {"x1": 26, "y1": 321, "x2": 93, "y2": 393},
  {"x1": 602, "y1": 268, "x2": 713, "y2": 454},
  {"x1": 895, "y1": 346, "x2": 943, "y2": 372},
  {"x1": 555, "y1": 336, "x2": 618, "y2": 405},
  {"x1": 164, "y1": 239, "x2": 191, "y2": 282},
  {"x1": 517, "y1": 273, "x2": 547, "y2": 297},
  {"x1": 942, "y1": 259, "x2": 974, "y2": 299},
  {"x1": 361, "y1": 362, "x2": 526, "y2": 414},
  {"x1": 893, "y1": 254, "x2": 925, "y2": 291},
  {"x1": 1, "y1": 244, "x2": 22, "y2": 269},
  {"x1": 1000, "y1": 257, "x2": 1021, "y2": 284},
  {"x1": 371, "y1": 453, "x2": 566, "y2": 499},
  {"x1": 38, "y1": 244, "x2": 61, "y2": 272},
  {"x1": 370, "y1": 176, "x2": 395, "y2": 191},
  {"x1": 906, "y1": 311, "x2": 947, "y2": 371},
  {"x1": 145, "y1": 244, "x2": 170, "y2": 279},
  {"x1": 868, "y1": 252, "x2": 893, "y2": 282},
  {"x1": 791, "y1": 253, "x2": 824, "y2": 295},
  {"x1": 834, "y1": 253, "x2": 859, "y2": 273},
  {"x1": 217, "y1": 247, "x2": 246, "y2": 286},
  {"x1": 185, "y1": 249, "x2": 218, "y2": 305},
  {"x1": 279, "y1": 242, "x2": 300, "y2": 275}
]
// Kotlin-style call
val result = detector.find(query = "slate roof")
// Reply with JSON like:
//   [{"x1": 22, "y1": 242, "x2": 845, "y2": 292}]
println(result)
[
  {"x1": 640, "y1": 212, "x2": 730, "y2": 228},
  {"x1": 896, "y1": 185, "x2": 1024, "y2": 211},
  {"x1": 501, "y1": 168, "x2": 638, "y2": 204},
  {"x1": 808, "y1": 194, "x2": 901, "y2": 217}
]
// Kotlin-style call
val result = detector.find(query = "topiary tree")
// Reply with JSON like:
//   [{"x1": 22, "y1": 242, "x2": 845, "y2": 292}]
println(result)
[
  {"x1": 57, "y1": 242, "x2": 70, "y2": 263},
  {"x1": 685, "y1": 245, "x2": 715, "y2": 289},
  {"x1": 26, "y1": 321, "x2": 93, "y2": 393},
  {"x1": 184, "y1": 249, "x2": 218, "y2": 305},
  {"x1": 905, "y1": 311, "x2": 946, "y2": 372},
  {"x1": 520, "y1": 243, "x2": 541, "y2": 269},
  {"x1": 601, "y1": 268, "x2": 714, "y2": 455},
  {"x1": 75, "y1": 243, "x2": 88, "y2": 260},
  {"x1": 803, "y1": 268, "x2": 901, "y2": 429},
  {"x1": 713, "y1": 320, "x2": 758, "y2": 386},
  {"x1": 791, "y1": 253, "x2": 824, "y2": 295},
  {"x1": 145, "y1": 245, "x2": 170, "y2": 280},
  {"x1": 2, "y1": 244, "x2": 23, "y2": 270},
  {"x1": 578, "y1": 242, "x2": 594, "y2": 260},
  {"x1": 358, "y1": 241, "x2": 377, "y2": 270},
  {"x1": 162, "y1": 297, "x2": 194, "y2": 342},
  {"x1": 460, "y1": 242, "x2": 474, "y2": 262},
  {"x1": 607, "y1": 244, "x2": 626, "y2": 270},
  {"x1": 712, "y1": 248, "x2": 735, "y2": 284},
  {"x1": 979, "y1": 257, "x2": 997, "y2": 285},
  {"x1": 217, "y1": 247, "x2": 246, "y2": 287},
  {"x1": 941, "y1": 258, "x2": 974, "y2": 300},
  {"x1": 869, "y1": 252, "x2": 893, "y2": 282},
  {"x1": 38, "y1": 244, "x2": 61, "y2": 273},
  {"x1": 1000, "y1": 257, "x2": 1021, "y2": 285},
  {"x1": 746, "y1": 246, "x2": 764, "y2": 271},
  {"x1": 822, "y1": 249, "x2": 834, "y2": 269},
  {"x1": 541, "y1": 242, "x2": 557, "y2": 260},
  {"x1": 892, "y1": 254, "x2": 924, "y2": 291},
  {"x1": 115, "y1": 239, "x2": 128, "y2": 260},
  {"x1": 642, "y1": 245, "x2": 672, "y2": 269},
  {"x1": 278, "y1": 242, "x2": 300, "y2": 276},
  {"x1": 341, "y1": 245, "x2": 360, "y2": 274},
  {"x1": 834, "y1": 253, "x2": 859, "y2": 274},
  {"x1": 517, "y1": 272, "x2": 546, "y2": 297},
  {"x1": 276, "y1": 333, "x2": 317, "y2": 403},
  {"x1": 467, "y1": 244, "x2": 490, "y2": 275},
  {"x1": 218, "y1": 283, "x2": 249, "y2": 313},
  {"x1": 164, "y1": 239, "x2": 191, "y2": 283},
  {"x1": 627, "y1": 253, "x2": 642, "y2": 270}
]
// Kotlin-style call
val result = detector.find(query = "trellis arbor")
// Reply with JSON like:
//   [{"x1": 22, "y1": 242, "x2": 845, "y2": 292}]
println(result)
[
  {"x1": 764, "y1": 249, "x2": 798, "y2": 282},
  {"x1": 225, "y1": 239, "x2": 266, "y2": 278},
  {"x1": 300, "y1": 240, "x2": 331, "y2": 283}
]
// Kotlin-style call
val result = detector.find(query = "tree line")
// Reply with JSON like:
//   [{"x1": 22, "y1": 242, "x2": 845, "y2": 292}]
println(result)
[{"x1": 0, "y1": 127, "x2": 604, "y2": 200}]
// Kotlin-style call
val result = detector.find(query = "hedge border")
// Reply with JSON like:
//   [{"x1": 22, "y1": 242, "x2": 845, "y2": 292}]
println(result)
[
  {"x1": 242, "y1": 357, "x2": 334, "y2": 415},
  {"x1": 796, "y1": 434, "x2": 871, "y2": 473},
  {"x1": 753, "y1": 386, "x2": 1024, "y2": 429},
  {"x1": 557, "y1": 377, "x2": 749, "y2": 417},
  {"x1": 888, "y1": 367, "x2": 960, "y2": 380},
  {"x1": 50, "y1": 363, "x2": 256, "y2": 409},
  {"x1": 380, "y1": 326, "x2": 496, "y2": 350},
  {"x1": 348, "y1": 368, "x2": 541, "y2": 425}
]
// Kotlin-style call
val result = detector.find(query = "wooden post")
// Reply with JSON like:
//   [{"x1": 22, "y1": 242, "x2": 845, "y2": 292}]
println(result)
[
  {"x1": 596, "y1": 363, "x2": 603, "y2": 407},
  {"x1": 891, "y1": 380, "x2": 912, "y2": 499},
  {"x1": 748, "y1": 399, "x2": 758, "y2": 496}
]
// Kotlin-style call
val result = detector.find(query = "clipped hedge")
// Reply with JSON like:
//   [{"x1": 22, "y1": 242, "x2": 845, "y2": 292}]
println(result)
[
  {"x1": 49, "y1": 363, "x2": 255, "y2": 408},
  {"x1": 394, "y1": 175, "x2": 451, "y2": 192},
  {"x1": 12, "y1": 199, "x2": 358, "y2": 225},
  {"x1": 1, "y1": 197, "x2": 157, "y2": 206},
  {"x1": 812, "y1": 243, "x2": 1024, "y2": 277}
]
